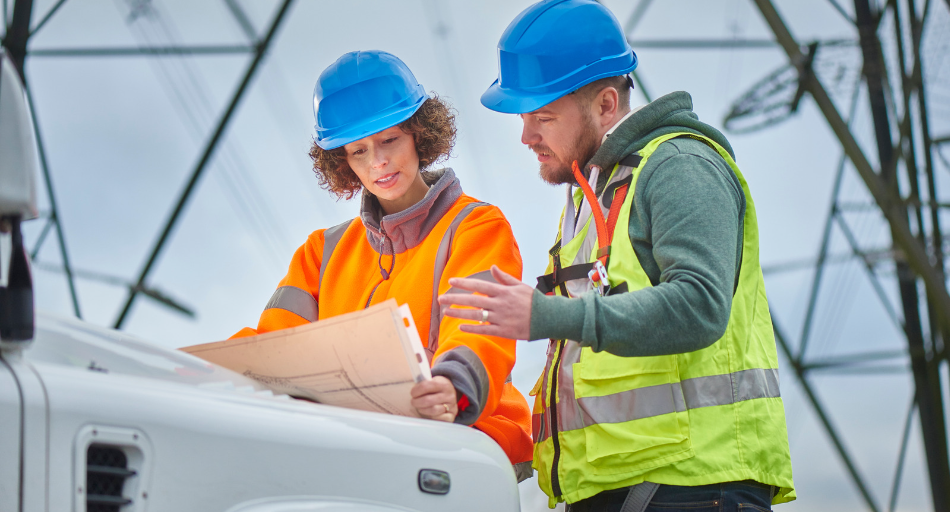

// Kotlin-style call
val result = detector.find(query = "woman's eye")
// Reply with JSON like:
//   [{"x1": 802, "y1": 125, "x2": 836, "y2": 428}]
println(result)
[
  {"x1": 383, "y1": 137, "x2": 398, "y2": 144},
  {"x1": 351, "y1": 148, "x2": 366, "y2": 156}
]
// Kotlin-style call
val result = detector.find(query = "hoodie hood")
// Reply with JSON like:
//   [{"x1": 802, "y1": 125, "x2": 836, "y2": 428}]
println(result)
[{"x1": 588, "y1": 91, "x2": 735, "y2": 181}]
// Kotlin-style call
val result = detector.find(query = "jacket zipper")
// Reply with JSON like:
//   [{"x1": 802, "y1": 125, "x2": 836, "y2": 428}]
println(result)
[
  {"x1": 365, "y1": 226, "x2": 394, "y2": 309},
  {"x1": 549, "y1": 339, "x2": 564, "y2": 498},
  {"x1": 364, "y1": 282, "x2": 382, "y2": 309}
]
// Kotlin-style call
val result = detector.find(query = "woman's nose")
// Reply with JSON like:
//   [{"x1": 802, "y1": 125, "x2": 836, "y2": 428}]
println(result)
[{"x1": 372, "y1": 149, "x2": 387, "y2": 169}]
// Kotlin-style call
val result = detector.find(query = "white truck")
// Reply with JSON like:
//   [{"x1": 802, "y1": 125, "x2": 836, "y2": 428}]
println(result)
[{"x1": 0, "y1": 49, "x2": 522, "y2": 512}]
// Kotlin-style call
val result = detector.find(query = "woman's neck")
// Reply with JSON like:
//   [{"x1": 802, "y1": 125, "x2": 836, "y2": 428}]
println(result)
[{"x1": 378, "y1": 170, "x2": 429, "y2": 215}]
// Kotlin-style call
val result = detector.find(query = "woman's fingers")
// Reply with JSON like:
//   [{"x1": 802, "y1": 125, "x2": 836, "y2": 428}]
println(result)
[{"x1": 411, "y1": 377, "x2": 458, "y2": 422}]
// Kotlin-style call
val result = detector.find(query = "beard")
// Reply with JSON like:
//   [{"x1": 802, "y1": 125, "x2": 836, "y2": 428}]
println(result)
[{"x1": 531, "y1": 114, "x2": 601, "y2": 186}]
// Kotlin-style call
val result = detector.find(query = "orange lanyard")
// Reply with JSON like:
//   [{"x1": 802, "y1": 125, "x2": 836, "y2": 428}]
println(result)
[{"x1": 570, "y1": 160, "x2": 629, "y2": 266}]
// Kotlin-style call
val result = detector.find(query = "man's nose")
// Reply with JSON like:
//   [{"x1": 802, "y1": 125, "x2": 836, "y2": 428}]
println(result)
[{"x1": 521, "y1": 121, "x2": 540, "y2": 146}]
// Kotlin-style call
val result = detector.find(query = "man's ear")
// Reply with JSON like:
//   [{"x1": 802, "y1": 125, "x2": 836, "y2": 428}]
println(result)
[{"x1": 594, "y1": 87, "x2": 620, "y2": 128}]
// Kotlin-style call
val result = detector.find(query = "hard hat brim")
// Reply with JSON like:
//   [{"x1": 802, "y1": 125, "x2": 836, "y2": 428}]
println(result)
[
  {"x1": 315, "y1": 95, "x2": 427, "y2": 150},
  {"x1": 480, "y1": 80, "x2": 568, "y2": 114},
  {"x1": 480, "y1": 57, "x2": 637, "y2": 115}
]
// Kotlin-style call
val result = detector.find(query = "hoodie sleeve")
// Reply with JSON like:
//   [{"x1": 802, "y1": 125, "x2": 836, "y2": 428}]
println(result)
[
  {"x1": 431, "y1": 204, "x2": 523, "y2": 425},
  {"x1": 529, "y1": 138, "x2": 743, "y2": 357},
  {"x1": 230, "y1": 229, "x2": 328, "y2": 339}
]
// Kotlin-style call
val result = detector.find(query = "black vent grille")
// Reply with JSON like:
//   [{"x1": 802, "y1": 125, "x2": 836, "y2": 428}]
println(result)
[{"x1": 86, "y1": 444, "x2": 135, "y2": 512}]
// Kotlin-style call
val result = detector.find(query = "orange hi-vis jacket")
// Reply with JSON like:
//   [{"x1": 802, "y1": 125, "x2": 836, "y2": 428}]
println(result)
[{"x1": 233, "y1": 169, "x2": 533, "y2": 475}]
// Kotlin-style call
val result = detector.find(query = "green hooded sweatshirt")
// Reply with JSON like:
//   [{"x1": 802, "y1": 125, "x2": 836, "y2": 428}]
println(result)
[{"x1": 529, "y1": 91, "x2": 747, "y2": 357}]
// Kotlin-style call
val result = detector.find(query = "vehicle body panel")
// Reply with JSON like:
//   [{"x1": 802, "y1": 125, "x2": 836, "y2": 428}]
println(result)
[{"x1": 2, "y1": 313, "x2": 520, "y2": 512}]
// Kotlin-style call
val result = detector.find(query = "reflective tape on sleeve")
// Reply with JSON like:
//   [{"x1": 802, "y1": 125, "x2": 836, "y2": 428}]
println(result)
[{"x1": 265, "y1": 285, "x2": 319, "y2": 323}]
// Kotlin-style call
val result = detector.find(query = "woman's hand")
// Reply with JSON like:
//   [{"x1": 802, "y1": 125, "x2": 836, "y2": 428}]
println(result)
[{"x1": 411, "y1": 376, "x2": 458, "y2": 422}]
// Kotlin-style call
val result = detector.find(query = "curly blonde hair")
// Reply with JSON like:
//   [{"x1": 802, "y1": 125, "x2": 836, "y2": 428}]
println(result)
[{"x1": 310, "y1": 95, "x2": 457, "y2": 200}]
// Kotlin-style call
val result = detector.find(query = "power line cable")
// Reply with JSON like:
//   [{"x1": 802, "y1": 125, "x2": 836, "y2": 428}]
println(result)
[
  {"x1": 114, "y1": 0, "x2": 289, "y2": 268},
  {"x1": 112, "y1": 0, "x2": 297, "y2": 328},
  {"x1": 220, "y1": 0, "x2": 337, "y2": 229}
]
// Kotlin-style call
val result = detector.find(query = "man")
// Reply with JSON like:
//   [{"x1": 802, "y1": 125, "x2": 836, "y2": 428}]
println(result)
[{"x1": 437, "y1": 0, "x2": 795, "y2": 510}]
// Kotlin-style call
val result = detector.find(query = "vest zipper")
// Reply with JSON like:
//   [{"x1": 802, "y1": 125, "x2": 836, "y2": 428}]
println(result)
[{"x1": 549, "y1": 339, "x2": 565, "y2": 498}]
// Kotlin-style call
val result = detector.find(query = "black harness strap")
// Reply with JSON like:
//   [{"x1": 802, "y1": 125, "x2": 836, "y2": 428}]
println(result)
[
  {"x1": 536, "y1": 263, "x2": 596, "y2": 294},
  {"x1": 619, "y1": 153, "x2": 642, "y2": 168},
  {"x1": 607, "y1": 281, "x2": 628, "y2": 295}
]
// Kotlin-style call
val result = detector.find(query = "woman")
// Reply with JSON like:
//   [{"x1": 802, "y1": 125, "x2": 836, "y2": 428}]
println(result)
[{"x1": 233, "y1": 50, "x2": 533, "y2": 479}]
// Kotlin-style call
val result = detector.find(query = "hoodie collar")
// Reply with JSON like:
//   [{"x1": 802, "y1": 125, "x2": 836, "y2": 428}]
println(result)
[
  {"x1": 360, "y1": 168, "x2": 462, "y2": 254},
  {"x1": 589, "y1": 91, "x2": 735, "y2": 173},
  {"x1": 580, "y1": 91, "x2": 736, "y2": 194},
  {"x1": 601, "y1": 108, "x2": 638, "y2": 144}
]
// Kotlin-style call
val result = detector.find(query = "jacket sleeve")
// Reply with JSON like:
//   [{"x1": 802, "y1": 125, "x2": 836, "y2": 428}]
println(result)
[
  {"x1": 231, "y1": 230, "x2": 326, "y2": 339},
  {"x1": 431, "y1": 205, "x2": 523, "y2": 425}
]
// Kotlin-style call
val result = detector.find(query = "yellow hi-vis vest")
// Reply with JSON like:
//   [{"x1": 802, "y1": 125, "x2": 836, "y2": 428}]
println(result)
[{"x1": 530, "y1": 132, "x2": 795, "y2": 506}]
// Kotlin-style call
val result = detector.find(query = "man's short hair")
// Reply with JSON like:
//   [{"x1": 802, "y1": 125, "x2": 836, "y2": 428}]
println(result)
[{"x1": 573, "y1": 75, "x2": 632, "y2": 110}]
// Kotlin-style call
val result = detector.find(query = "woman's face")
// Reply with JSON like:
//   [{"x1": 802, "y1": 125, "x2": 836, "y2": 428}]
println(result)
[{"x1": 344, "y1": 126, "x2": 428, "y2": 215}]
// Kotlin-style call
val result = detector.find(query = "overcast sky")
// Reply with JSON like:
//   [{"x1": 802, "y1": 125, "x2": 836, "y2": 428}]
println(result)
[{"x1": 5, "y1": 0, "x2": 950, "y2": 510}]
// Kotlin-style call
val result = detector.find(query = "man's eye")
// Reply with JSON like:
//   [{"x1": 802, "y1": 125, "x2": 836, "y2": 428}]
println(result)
[
  {"x1": 538, "y1": 117, "x2": 553, "y2": 124},
  {"x1": 351, "y1": 148, "x2": 366, "y2": 156},
  {"x1": 383, "y1": 137, "x2": 398, "y2": 144}
]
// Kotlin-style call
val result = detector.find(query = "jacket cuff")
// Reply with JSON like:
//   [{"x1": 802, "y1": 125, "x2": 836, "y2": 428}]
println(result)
[
  {"x1": 529, "y1": 289, "x2": 586, "y2": 341},
  {"x1": 431, "y1": 346, "x2": 490, "y2": 426}
]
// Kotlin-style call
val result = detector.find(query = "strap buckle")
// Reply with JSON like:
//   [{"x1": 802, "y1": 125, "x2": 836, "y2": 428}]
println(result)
[{"x1": 588, "y1": 260, "x2": 609, "y2": 296}]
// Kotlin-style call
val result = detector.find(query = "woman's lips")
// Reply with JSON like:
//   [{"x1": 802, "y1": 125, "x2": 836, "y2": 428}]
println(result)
[{"x1": 375, "y1": 172, "x2": 399, "y2": 189}]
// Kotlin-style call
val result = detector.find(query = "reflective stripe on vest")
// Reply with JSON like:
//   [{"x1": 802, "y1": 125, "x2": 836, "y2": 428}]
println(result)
[{"x1": 533, "y1": 366, "x2": 780, "y2": 441}]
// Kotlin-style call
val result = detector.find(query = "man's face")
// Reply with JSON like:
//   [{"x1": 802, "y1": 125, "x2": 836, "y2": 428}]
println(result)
[{"x1": 520, "y1": 94, "x2": 600, "y2": 185}]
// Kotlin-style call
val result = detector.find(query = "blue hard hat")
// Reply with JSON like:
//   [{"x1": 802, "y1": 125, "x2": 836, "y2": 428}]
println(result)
[
  {"x1": 481, "y1": 0, "x2": 637, "y2": 114},
  {"x1": 314, "y1": 51, "x2": 428, "y2": 150}
]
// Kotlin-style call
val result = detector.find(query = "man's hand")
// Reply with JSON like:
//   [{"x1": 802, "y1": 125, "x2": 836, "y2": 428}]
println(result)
[
  {"x1": 437, "y1": 265, "x2": 533, "y2": 341},
  {"x1": 411, "y1": 376, "x2": 458, "y2": 422}
]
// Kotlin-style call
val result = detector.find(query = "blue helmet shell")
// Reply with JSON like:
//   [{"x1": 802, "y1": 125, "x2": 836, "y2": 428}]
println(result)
[
  {"x1": 481, "y1": 0, "x2": 637, "y2": 114},
  {"x1": 314, "y1": 51, "x2": 428, "y2": 150}
]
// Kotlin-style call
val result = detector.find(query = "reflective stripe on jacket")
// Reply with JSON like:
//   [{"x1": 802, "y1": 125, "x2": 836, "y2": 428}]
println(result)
[
  {"x1": 531, "y1": 134, "x2": 795, "y2": 505},
  {"x1": 234, "y1": 169, "x2": 533, "y2": 466}
]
